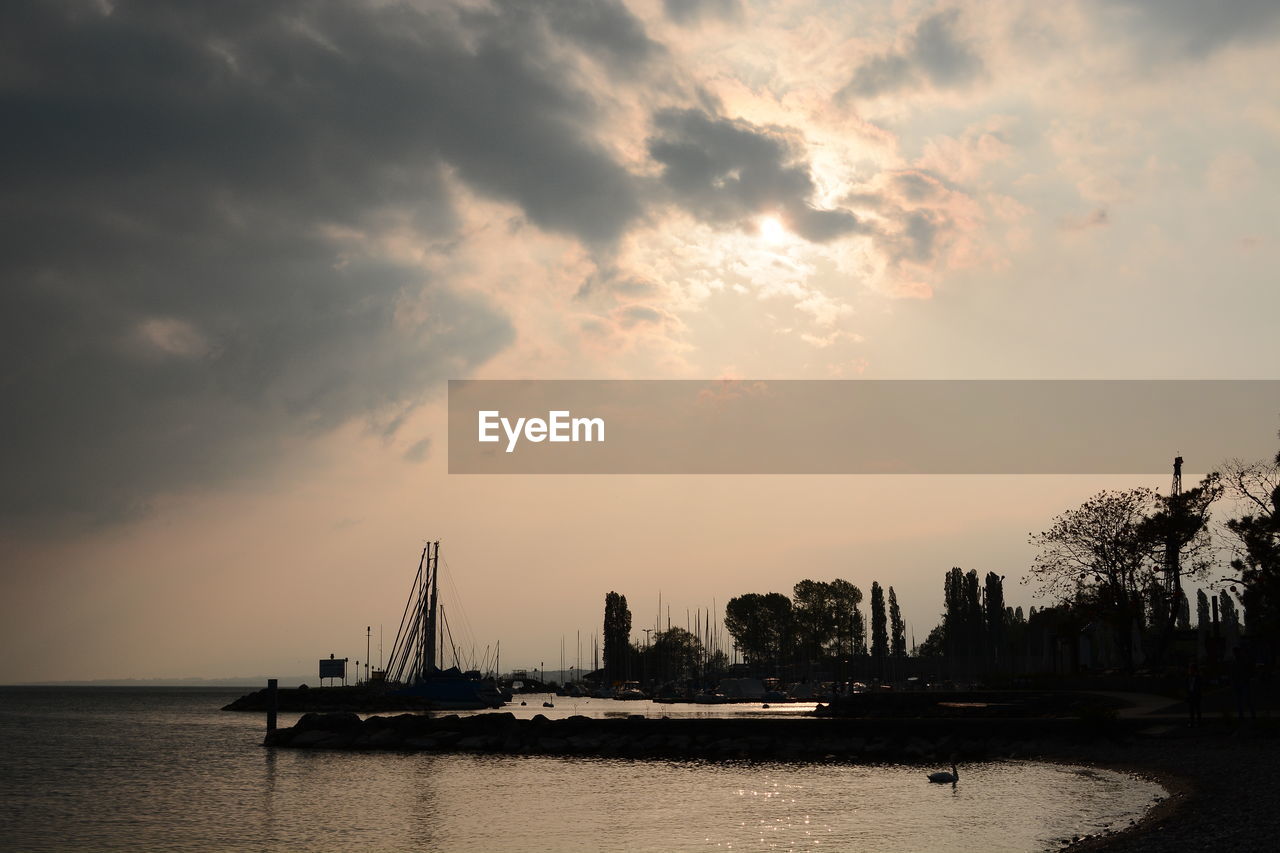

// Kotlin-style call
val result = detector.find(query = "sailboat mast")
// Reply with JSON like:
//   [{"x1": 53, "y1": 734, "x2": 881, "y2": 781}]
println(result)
[
  {"x1": 414, "y1": 545, "x2": 427, "y2": 683},
  {"x1": 424, "y1": 540, "x2": 440, "y2": 681}
]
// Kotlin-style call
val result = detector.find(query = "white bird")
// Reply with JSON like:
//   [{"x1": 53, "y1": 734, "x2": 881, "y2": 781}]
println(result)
[{"x1": 927, "y1": 762, "x2": 959, "y2": 784}]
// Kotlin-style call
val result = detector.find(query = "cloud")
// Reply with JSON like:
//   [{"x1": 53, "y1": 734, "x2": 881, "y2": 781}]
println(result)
[
  {"x1": 0, "y1": 0, "x2": 673, "y2": 528},
  {"x1": 647, "y1": 108, "x2": 869, "y2": 242},
  {"x1": 403, "y1": 438, "x2": 432, "y2": 463},
  {"x1": 496, "y1": 0, "x2": 663, "y2": 75},
  {"x1": 615, "y1": 304, "x2": 670, "y2": 328},
  {"x1": 1101, "y1": 0, "x2": 1280, "y2": 59},
  {"x1": 574, "y1": 270, "x2": 663, "y2": 301},
  {"x1": 663, "y1": 0, "x2": 742, "y2": 26},
  {"x1": 1059, "y1": 208, "x2": 1110, "y2": 231},
  {"x1": 892, "y1": 209, "x2": 947, "y2": 263},
  {"x1": 841, "y1": 9, "x2": 982, "y2": 99}
]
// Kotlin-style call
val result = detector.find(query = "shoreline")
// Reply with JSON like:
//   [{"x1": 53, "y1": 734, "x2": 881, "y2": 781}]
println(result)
[
  {"x1": 1046, "y1": 730, "x2": 1276, "y2": 853},
  {"x1": 1025, "y1": 728, "x2": 1277, "y2": 853},
  {"x1": 1028, "y1": 749, "x2": 1192, "y2": 851}
]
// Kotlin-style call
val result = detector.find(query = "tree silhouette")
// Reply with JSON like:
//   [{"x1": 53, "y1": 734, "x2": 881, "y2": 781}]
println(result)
[
  {"x1": 603, "y1": 591, "x2": 632, "y2": 684},
  {"x1": 724, "y1": 592, "x2": 793, "y2": 669},
  {"x1": 870, "y1": 581, "x2": 888, "y2": 678},
  {"x1": 1028, "y1": 488, "x2": 1158, "y2": 671},
  {"x1": 888, "y1": 586, "x2": 907, "y2": 658},
  {"x1": 1222, "y1": 441, "x2": 1280, "y2": 646}
]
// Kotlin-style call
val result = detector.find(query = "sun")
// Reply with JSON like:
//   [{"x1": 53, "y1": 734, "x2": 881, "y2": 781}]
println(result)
[{"x1": 758, "y1": 214, "x2": 787, "y2": 244}]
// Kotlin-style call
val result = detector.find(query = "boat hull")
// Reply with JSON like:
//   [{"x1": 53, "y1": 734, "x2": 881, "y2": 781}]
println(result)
[{"x1": 393, "y1": 678, "x2": 505, "y2": 710}]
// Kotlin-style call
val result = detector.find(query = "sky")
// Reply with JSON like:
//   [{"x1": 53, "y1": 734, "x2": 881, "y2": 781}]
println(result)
[{"x1": 1, "y1": 0, "x2": 1278, "y2": 683}]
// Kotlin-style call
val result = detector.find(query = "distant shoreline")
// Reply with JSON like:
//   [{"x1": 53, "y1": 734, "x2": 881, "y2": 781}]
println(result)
[{"x1": 0, "y1": 679, "x2": 315, "y2": 688}]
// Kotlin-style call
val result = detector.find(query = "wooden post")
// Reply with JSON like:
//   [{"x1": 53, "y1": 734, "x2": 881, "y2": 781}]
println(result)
[{"x1": 266, "y1": 678, "x2": 278, "y2": 736}]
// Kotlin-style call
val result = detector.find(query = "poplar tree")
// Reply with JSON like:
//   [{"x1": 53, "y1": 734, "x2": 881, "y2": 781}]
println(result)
[
  {"x1": 888, "y1": 586, "x2": 907, "y2": 658},
  {"x1": 603, "y1": 591, "x2": 632, "y2": 684},
  {"x1": 870, "y1": 581, "x2": 888, "y2": 675}
]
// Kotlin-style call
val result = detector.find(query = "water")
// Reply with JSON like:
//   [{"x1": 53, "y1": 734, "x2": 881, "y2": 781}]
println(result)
[{"x1": 0, "y1": 688, "x2": 1164, "y2": 852}]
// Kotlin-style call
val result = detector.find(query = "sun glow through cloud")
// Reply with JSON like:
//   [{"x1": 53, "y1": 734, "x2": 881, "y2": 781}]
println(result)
[{"x1": 758, "y1": 215, "x2": 788, "y2": 244}]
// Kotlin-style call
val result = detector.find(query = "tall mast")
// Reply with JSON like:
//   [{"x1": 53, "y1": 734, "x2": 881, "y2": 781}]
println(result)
[
  {"x1": 414, "y1": 545, "x2": 428, "y2": 683},
  {"x1": 423, "y1": 540, "x2": 440, "y2": 681}
]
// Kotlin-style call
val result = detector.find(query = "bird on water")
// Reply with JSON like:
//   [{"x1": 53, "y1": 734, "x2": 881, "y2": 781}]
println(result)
[{"x1": 927, "y1": 762, "x2": 959, "y2": 784}]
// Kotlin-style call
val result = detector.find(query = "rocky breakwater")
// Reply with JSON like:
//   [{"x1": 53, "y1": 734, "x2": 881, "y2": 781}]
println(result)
[
  {"x1": 223, "y1": 686, "x2": 436, "y2": 713},
  {"x1": 263, "y1": 711, "x2": 1142, "y2": 761}
]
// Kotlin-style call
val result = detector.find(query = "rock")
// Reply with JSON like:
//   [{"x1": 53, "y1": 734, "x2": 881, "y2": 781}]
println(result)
[
  {"x1": 291, "y1": 730, "x2": 337, "y2": 747},
  {"x1": 568, "y1": 734, "x2": 605, "y2": 751},
  {"x1": 403, "y1": 737, "x2": 439, "y2": 750},
  {"x1": 367, "y1": 728, "x2": 402, "y2": 748},
  {"x1": 296, "y1": 711, "x2": 362, "y2": 733}
]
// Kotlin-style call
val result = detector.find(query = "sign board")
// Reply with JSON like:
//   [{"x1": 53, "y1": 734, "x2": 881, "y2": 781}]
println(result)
[{"x1": 319, "y1": 658, "x2": 347, "y2": 680}]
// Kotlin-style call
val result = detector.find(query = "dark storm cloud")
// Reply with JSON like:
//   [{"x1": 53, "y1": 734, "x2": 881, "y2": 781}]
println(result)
[
  {"x1": 646, "y1": 108, "x2": 868, "y2": 242},
  {"x1": 0, "y1": 0, "x2": 657, "y2": 529},
  {"x1": 531, "y1": 0, "x2": 664, "y2": 68},
  {"x1": 1103, "y1": 0, "x2": 1280, "y2": 58},
  {"x1": 841, "y1": 9, "x2": 982, "y2": 99}
]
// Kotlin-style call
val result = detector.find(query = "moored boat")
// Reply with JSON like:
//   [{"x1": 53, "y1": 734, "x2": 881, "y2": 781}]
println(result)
[{"x1": 383, "y1": 541, "x2": 505, "y2": 710}]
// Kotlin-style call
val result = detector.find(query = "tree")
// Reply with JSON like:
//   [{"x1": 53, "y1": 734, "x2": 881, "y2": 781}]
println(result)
[
  {"x1": 942, "y1": 568, "x2": 962, "y2": 663},
  {"x1": 941, "y1": 568, "x2": 985, "y2": 676},
  {"x1": 870, "y1": 582, "x2": 888, "y2": 676},
  {"x1": 983, "y1": 572, "x2": 1006, "y2": 669},
  {"x1": 1005, "y1": 605, "x2": 1028, "y2": 665},
  {"x1": 916, "y1": 624, "x2": 946, "y2": 659},
  {"x1": 1176, "y1": 591, "x2": 1190, "y2": 631},
  {"x1": 792, "y1": 579, "x2": 864, "y2": 670},
  {"x1": 888, "y1": 586, "x2": 907, "y2": 658},
  {"x1": 641, "y1": 627, "x2": 704, "y2": 685},
  {"x1": 1220, "y1": 590, "x2": 1241, "y2": 651},
  {"x1": 724, "y1": 592, "x2": 793, "y2": 669},
  {"x1": 1222, "y1": 443, "x2": 1280, "y2": 645},
  {"x1": 603, "y1": 591, "x2": 632, "y2": 684},
  {"x1": 1139, "y1": 472, "x2": 1222, "y2": 663},
  {"x1": 1196, "y1": 588, "x2": 1211, "y2": 657},
  {"x1": 829, "y1": 579, "x2": 867, "y2": 660},
  {"x1": 1028, "y1": 488, "x2": 1159, "y2": 670}
]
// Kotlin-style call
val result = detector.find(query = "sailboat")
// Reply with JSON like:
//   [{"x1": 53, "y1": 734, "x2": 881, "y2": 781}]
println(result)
[{"x1": 382, "y1": 541, "x2": 505, "y2": 710}]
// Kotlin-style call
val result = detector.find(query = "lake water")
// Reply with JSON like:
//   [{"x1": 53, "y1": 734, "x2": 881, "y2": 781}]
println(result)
[{"x1": 0, "y1": 687, "x2": 1164, "y2": 852}]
